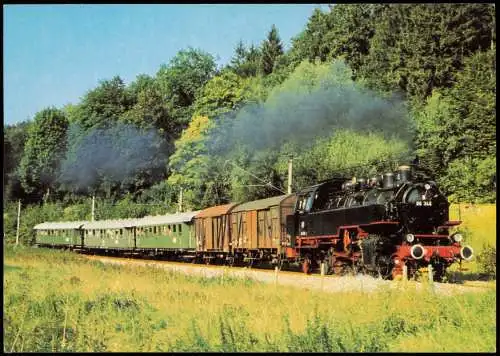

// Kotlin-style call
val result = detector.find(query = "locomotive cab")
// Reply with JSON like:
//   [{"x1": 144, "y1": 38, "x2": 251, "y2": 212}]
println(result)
[{"x1": 285, "y1": 163, "x2": 472, "y2": 280}]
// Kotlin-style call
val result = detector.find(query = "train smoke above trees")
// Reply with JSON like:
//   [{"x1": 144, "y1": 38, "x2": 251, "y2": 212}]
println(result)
[
  {"x1": 207, "y1": 60, "x2": 414, "y2": 155},
  {"x1": 58, "y1": 123, "x2": 170, "y2": 193}
]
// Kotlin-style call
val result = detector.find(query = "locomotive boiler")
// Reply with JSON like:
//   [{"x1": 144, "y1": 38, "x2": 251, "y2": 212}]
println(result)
[{"x1": 285, "y1": 164, "x2": 474, "y2": 280}]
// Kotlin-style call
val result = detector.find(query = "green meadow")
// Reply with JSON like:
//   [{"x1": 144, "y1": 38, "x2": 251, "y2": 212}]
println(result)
[{"x1": 4, "y1": 246, "x2": 496, "y2": 353}]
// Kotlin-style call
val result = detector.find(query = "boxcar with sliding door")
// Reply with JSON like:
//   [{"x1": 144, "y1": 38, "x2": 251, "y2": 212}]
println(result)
[
  {"x1": 194, "y1": 204, "x2": 238, "y2": 262},
  {"x1": 230, "y1": 194, "x2": 296, "y2": 263}
]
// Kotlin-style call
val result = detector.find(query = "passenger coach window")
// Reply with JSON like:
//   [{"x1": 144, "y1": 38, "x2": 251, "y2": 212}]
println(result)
[
  {"x1": 179, "y1": 224, "x2": 182, "y2": 233},
  {"x1": 173, "y1": 225, "x2": 176, "y2": 233}
]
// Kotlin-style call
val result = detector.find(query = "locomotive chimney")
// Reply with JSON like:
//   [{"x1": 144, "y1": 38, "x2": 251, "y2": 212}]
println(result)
[
  {"x1": 398, "y1": 165, "x2": 411, "y2": 183},
  {"x1": 383, "y1": 173, "x2": 395, "y2": 189}
]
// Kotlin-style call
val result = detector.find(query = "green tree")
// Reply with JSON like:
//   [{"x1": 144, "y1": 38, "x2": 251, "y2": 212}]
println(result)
[
  {"x1": 73, "y1": 76, "x2": 133, "y2": 130},
  {"x1": 288, "y1": 5, "x2": 376, "y2": 75},
  {"x1": 413, "y1": 48, "x2": 495, "y2": 202},
  {"x1": 413, "y1": 92, "x2": 451, "y2": 175},
  {"x1": 167, "y1": 115, "x2": 221, "y2": 210},
  {"x1": 444, "y1": 48, "x2": 496, "y2": 159},
  {"x1": 194, "y1": 70, "x2": 261, "y2": 118},
  {"x1": 156, "y1": 48, "x2": 217, "y2": 124},
  {"x1": 323, "y1": 4, "x2": 375, "y2": 74},
  {"x1": 440, "y1": 156, "x2": 496, "y2": 203},
  {"x1": 359, "y1": 4, "x2": 495, "y2": 102},
  {"x1": 18, "y1": 108, "x2": 69, "y2": 202},
  {"x1": 289, "y1": 8, "x2": 331, "y2": 65},
  {"x1": 123, "y1": 74, "x2": 179, "y2": 139},
  {"x1": 229, "y1": 40, "x2": 248, "y2": 75},
  {"x1": 260, "y1": 25, "x2": 284, "y2": 75},
  {"x1": 241, "y1": 44, "x2": 262, "y2": 78},
  {"x1": 4, "y1": 121, "x2": 32, "y2": 202}
]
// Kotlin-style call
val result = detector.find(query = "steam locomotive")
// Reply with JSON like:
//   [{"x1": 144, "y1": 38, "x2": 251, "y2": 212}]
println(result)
[
  {"x1": 285, "y1": 164, "x2": 474, "y2": 280},
  {"x1": 33, "y1": 163, "x2": 473, "y2": 282}
]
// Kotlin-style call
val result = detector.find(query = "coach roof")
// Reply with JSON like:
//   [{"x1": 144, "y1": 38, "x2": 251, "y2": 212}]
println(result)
[
  {"x1": 82, "y1": 219, "x2": 137, "y2": 230},
  {"x1": 135, "y1": 211, "x2": 201, "y2": 227},
  {"x1": 33, "y1": 221, "x2": 88, "y2": 230}
]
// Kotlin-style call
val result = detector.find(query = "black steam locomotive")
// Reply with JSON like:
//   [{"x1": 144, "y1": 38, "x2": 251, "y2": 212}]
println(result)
[
  {"x1": 34, "y1": 160, "x2": 473, "y2": 282},
  {"x1": 285, "y1": 164, "x2": 473, "y2": 280}
]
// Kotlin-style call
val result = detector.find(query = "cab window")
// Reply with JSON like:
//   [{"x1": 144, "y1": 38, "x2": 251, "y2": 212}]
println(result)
[{"x1": 305, "y1": 193, "x2": 314, "y2": 212}]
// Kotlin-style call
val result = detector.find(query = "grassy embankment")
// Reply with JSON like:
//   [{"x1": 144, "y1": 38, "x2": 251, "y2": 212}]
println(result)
[
  {"x1": 447, "y1": 203, "x2": 496, "y2": 274},
  {"x1": 4, "y1": 246, "x2": 496, "y2": 353}
]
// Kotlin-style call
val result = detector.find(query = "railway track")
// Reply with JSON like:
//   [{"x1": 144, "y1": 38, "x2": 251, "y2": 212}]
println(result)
[{"x1": 82, "y1": 253, "x2": 494, "y2": 296}]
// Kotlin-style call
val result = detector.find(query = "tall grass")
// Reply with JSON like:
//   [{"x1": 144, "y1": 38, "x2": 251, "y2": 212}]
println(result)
[
  {"x1": 448, "y1": 204, "x2": 496, "y2": 275},
  {"x1": 4, "y1": 246, "x2": 496, "y2": 352},
  {"x1": 449, "y1": 203, "x2": 496, "y2": 250}
]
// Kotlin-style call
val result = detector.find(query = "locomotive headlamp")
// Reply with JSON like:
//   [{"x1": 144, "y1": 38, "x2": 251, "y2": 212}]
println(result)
[
  {"x1": 424, "y1": 183, "x2": 431, "y2": 190},
  {"x1": 406, "y1": 233, "x2": 415, "y2": 243},
  {"x1": 452, "y1": 233, "x2": 463, "y2": 243}
]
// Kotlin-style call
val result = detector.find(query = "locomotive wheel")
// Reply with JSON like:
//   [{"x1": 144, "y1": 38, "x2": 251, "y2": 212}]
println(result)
[
  {"x1": 376, "y1": 263, "x2": 392, "y2": 280},
  {"x1": 333, "y1": 265, "x2": 343, "y2": 275},
  {"x1": 302, "y1": 257, "x2": 311, "y2": 274},
  {"x1": 332, "y1": 261, "x2": 346, "y2": 275},
  {"x1": 391, "y1": 266, "x2": 403, "y2": 280},
  {"x1": 432, "y1": 264, "x2": 447, "y2": 282}
]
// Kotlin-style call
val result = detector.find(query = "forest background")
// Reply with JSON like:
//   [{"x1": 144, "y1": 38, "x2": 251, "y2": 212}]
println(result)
[{"x1": 3, "y1": 4, "x2": 496, "y2": 245}]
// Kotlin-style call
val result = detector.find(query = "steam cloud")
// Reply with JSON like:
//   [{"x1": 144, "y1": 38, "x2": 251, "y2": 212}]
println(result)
[
  {"x1": 207, "y1": 62, "x2": 414, "y2": 155},
  {"x1": 58, "y1": 123, "x2": 169, "y2": 191}
]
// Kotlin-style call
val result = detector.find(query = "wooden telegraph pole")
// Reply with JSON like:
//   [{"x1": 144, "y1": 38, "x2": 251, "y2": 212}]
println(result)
[
  {"x1": 178, "y1": 187, "x2": 183, "y2": 213},
  {"x1": 287, "y1": 156, "x2": 293, "y2": 194},
  {"x1": 16, "y1": 200, "x2": 21, "y2": 245}
]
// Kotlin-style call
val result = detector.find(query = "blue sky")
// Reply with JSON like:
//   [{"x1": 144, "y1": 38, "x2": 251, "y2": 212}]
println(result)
[{"x1": 3, "y1": 4, "x2": 331, "y2": 125}]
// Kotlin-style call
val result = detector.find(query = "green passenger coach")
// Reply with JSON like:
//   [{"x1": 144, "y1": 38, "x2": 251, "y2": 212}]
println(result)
[
  {"x1": 34, "y1": 221, "x2": 88, "y2": 248},
  {"x1": 134, "y1": 211, "x2": 200, "y2": 251},
  {"x1": 82, "y1": 219, "x2": 137, "y2": 250}
]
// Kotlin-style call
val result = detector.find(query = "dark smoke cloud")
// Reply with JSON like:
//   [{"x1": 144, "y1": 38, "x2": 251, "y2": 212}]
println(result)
[
  {"x1": 207, "y1": 62, "x2": 414, "y2": 155},
  {"x1": 58, "y1": 123, "x2": 169, "y2": 192}
]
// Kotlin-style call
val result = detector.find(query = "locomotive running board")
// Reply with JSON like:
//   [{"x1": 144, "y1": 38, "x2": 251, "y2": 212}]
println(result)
[
  {"x1": 358, "y1": 221, "x2": 400, "y2": 234},
  {"x1": 439, "y1": 220, "x2": 462, "y2": 228}
]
